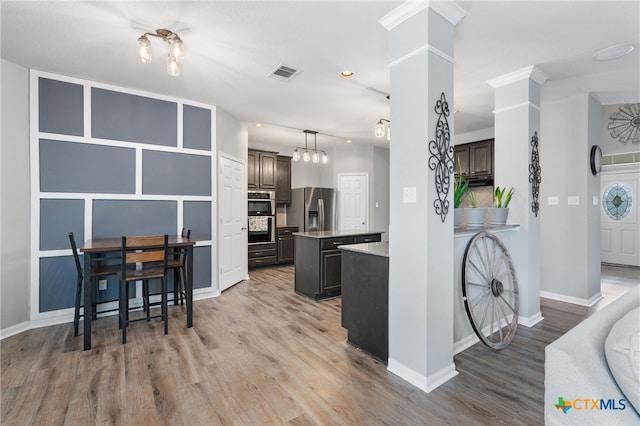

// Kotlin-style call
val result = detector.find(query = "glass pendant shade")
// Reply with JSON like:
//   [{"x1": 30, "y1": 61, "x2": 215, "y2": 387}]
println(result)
[
  {"x1": 292, "y1": 148, "x2": 300, "y2": 161},
  {"x1": 166, "y1": 55, "x2": 181, "y2": 76},
  {"x1": 169, "y1": 37, "x2": 184, "y2": 61},
  {"x1": 302, "y1": 150, "x2": 311, "y2": 162},
  {"x1": 375, "y1": 122, "x2": 386, "y2": 138},
  {"x1": 322, "y1": 153, "x2": 329, "y2": 164},
  {"x1": 312, "y1": 151, "x2": 320, "y2": 163},
  {"x1": 137, "y1": 36, "x2": 152, "y2": 63},
  {"x1": 387, "y1": 126, "x2": 391, "y2": 141}
]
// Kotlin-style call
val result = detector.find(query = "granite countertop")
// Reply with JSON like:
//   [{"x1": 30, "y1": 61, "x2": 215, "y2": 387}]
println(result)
[
  {"x1": 339, "y1": 241, "x2": 389, "y2": 258},
  {"x1": 293, "y1": 230, "x2": 384, "y2": 239},
  {"x1": 454, "y1": 224, "x2": 520, "y2": 236}
]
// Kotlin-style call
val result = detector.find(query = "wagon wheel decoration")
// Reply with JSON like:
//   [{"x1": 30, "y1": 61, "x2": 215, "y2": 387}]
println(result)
[{"x1": 462, "y1": 231, "x2": 519, "y2": 350}]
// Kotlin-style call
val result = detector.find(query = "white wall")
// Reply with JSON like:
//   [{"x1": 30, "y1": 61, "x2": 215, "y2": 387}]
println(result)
[
  {"x1": 217, "y1": 109, "x2": 247, "y2": 161},
  {"x1": 540, "y1": 93, "x2": 602, "y2": 303},
  {"x1": 1, "y1": 59, "x2": 30, "y2": 333},
  {"x1": 454, "y1": 127, "x2": 494, "y2": 145}
]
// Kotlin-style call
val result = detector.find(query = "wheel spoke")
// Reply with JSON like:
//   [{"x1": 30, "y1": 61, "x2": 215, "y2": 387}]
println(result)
[
  {"x1": 499, "y1": 294, "x2": 517, "y2": 315},
  {"x1": 472, "y1": 244, "x2": 490, "y2": 281},
  {"x1": 469, "y1": 259, "x2": 490, "y2": 283},
  {"x1": 496, "y1": 297, "x2": 513, "y2": 333},
  {"x1": 470, "y1": 290, "x2": 491, "y2": 311},
  {"x1": 467, "y1": 281, "x2": 490, "y2": 288}
]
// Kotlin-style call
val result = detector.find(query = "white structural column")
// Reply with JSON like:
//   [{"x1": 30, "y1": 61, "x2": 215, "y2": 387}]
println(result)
[
  {"x1": 380, "y1": 1, "x2": 465, "y2": 393},
  {"x1": 487, "y1": 66, "x2": 548, "y2": 327}
]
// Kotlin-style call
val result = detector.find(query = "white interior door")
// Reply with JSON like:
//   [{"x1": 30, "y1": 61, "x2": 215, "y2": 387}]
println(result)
[
  {"x1": 338, "y1": 173, "x2": 368, "y2": 232},
  {"x1": 219, "y1": 155, "x2": 246, "y2": 291},
  {"x1": 600, "y1": 166, "x2": 640, "y2": 267}
]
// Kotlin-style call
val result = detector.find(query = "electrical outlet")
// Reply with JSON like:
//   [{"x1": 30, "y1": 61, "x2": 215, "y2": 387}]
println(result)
[
  {"x1": 98, "y1": 279, "x2": 107, "y2": 291},
  {"x1": 548, "y1": 196, "x2": 559, "y2": 206},
  {"x1": 593, "y1": 196, "x2": 599, "y2": 206},
  {"x1": 568, "y1": 196, "x2": 580, "y2": 205}
]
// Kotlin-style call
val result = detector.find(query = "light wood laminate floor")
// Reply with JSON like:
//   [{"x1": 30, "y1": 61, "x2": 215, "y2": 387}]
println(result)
[{"x1": 2, "y1": 264, "x2": 638, "y2": 425}]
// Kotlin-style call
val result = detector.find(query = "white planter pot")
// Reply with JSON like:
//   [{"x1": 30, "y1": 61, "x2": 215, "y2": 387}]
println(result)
[
  {"x1": 464, "y1": 207, "x2": 486, "y2": 227},
  {"x1": 454, "y1": 208, "x2": 462, "y2": 228},
  {"x1": 488, "y1": 207, "x2": 509, "y2": 225}
]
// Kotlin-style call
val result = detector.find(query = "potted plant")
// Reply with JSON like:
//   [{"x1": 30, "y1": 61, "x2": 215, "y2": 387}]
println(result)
[
  {"x1": 453, "y1": 172, "x2": 469, "y2": 228},
  {"x1": 464, "y1": 190, "x2": 486, "y2": 227},
  {"x1": 489, "y1": 186, "x2": 514, "y2": 225}
]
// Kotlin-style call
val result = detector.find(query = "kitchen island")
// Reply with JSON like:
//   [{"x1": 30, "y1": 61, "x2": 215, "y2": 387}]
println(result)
[
  {"x1": 340, "y1": 241, "x2": 389, "y2": 362},
  {"x1": 338, "y1": 225, "x2": 520, "y2": 363},
  {"x1": 293, "y1": 230, "x2": 383, "y2": 300}
]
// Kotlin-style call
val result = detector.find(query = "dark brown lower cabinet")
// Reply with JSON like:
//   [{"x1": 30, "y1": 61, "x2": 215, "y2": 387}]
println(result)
[
  {"x1": 277, "y1": 226, "x2": 298, "y2": 264},
  {"x1": 248, "y1": 243, "x2": 277, "y2": 268},
  {"x1": 294, "y1": 232, "x2": 382, "y2": 300}
]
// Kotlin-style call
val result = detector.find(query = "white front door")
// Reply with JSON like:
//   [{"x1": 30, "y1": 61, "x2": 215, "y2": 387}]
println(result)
[
  {"x1": 600, "y1": 165, "x2": 640, "y2": 267},
  {"x1": 338, "y1": 173, "x2": 368, "y2": 232},
  {"x1": 219, "y1": 155, "x2": 246, "y2": 291}
]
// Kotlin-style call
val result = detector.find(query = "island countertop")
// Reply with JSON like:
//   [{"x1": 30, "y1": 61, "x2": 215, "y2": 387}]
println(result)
[
  {"x1": 339, "y1": 241, "x2": 389, "y2": 258},
  {"x1": 293, "y1": 230, "x2": 385, "y2": 239}
]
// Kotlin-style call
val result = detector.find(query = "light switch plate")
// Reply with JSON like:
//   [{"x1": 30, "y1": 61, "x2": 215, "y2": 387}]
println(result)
[
  {"x1": 99, "y1": 279, "x2": 107, "y2": 291},
  {"x1": 593, "y1": 196, "x2": 599, "y2": 206},
  {"x1": 568, "y1": 196, "x2": 580, "y2": 205},
  {"x1": 548, "y1": 196, "x2": 559, "y2": 206},
  {"x1": 403, "y1": 187, "x2": 417, "y2": 203}
]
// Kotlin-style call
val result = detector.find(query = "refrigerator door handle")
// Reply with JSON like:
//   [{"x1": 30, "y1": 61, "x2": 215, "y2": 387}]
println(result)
[{"x1": 318, "y1": 198, "x2": 324, "y2": 231}]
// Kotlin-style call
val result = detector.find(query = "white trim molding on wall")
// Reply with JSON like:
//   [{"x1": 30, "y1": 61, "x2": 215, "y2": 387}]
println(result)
[{"x1": 28, "y1": 69, "x2": 219, "y2": 328}]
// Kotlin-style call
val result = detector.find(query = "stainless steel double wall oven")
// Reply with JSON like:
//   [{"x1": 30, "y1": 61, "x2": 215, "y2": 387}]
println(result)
[{"x1": 247, "y1": 190, "x2": 275, "y2": 245}]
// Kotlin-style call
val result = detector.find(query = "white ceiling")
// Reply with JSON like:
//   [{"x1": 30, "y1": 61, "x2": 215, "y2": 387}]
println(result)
[{"x1": 2, "y1": 1, "x2": 639, "y2": 151}]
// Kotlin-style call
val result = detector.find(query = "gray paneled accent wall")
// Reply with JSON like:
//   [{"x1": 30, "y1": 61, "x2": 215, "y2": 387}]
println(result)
[
  {"x1": 91, "y1": 88, "x2": 177, "y2": 146},
  {"x1": 32, "y1": 71, "x2": 216, "y2": 315},
  {"x1": 142, "y1": 151, "x2": 211, "y2": 196},
  {"x1": 40, "y1": 139, "x2": 136, "y2": 193}
]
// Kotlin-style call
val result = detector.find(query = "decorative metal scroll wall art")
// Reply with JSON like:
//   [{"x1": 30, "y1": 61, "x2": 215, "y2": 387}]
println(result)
[
  {"x1": 528, "y1": 131, "x2": 541, "y2": 216},
  {"x1": 608, "y1": 103, "x2": 640, "y2": 144},
  {"x1": 428, "y1": 92, "x2": 454, "y2": 222}
]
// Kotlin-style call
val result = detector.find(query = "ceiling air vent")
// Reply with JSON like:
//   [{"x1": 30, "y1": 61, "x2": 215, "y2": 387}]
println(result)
[{"x1": 269, "y1": 64, "x2": 300, "y2": 81}]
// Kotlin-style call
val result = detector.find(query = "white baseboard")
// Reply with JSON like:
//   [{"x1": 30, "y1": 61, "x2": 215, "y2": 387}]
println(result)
[
  {"x1": 454, "y1": 333, "x2": 479, "y2": 354},
  {"x1": 0, "y1": 321, "x2": 30, "y2": 340},
  {"x1": 540, "y1": 290, "x2": 602, "y2": 307},
  {"x1": 518, "y1": 311, "x2": 544, "y2": 327},
  {"x1": 1, "y1": 291, "x2": 219, "y2": 340},
  {"x1": 387, "y1": 358, "x2": 458, "y2": 393}
]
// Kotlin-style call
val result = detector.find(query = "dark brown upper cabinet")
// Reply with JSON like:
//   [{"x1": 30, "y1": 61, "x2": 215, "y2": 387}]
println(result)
[{"x1": 248, "y1": 149, "x2": 276, "y2": 190}]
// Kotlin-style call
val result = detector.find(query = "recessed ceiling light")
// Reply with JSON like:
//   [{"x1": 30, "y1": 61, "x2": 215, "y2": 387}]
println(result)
[
  {"x1": 593, "y1": 44, "x2": 634, "y2": 61},
  {"x1": 345, "y1": 139, "x2": 352, "y2": 144},
  {"x1": 255, "y1": 123, "x2": 263, "y2": 127},
  {"x1": 340, "y1": 71, "x2": 354, "y2": 78}
]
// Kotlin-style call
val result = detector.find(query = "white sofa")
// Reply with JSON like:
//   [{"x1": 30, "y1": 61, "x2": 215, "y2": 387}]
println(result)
[{"x1": 545, "y1": 286, "x2": 640, "y2": 425}]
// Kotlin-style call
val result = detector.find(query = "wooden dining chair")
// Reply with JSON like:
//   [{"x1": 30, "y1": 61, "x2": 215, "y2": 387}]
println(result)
[
  {"x1": 69, "y1": 232, "x2": 121, "y2": 336},
  {"x1": 118, "y1": 235, "x2": 169, "y2": 344},
  {"x1": 170, "y1": 227, "x2": 191, "y2": 305}
]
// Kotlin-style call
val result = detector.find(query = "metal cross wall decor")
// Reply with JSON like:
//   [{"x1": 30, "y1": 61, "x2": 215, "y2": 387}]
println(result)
[
  {"x1": 528, "y1": 131, "x2": 541, "y2": 216},
  {"x1": 428, "y1": 92, "x2": 454, "y2": 223}
]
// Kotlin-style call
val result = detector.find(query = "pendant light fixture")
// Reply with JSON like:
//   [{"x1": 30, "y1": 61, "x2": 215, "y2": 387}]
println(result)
[
  {"x1": 375, "y1": 118, "x2": 391, "y2": 140},
  {"x1": 136, "y1": 29, "x2": 184, "y2": 76},
  {"x1": 292, "y1": 130, "x2": 328, "y2": 164}
]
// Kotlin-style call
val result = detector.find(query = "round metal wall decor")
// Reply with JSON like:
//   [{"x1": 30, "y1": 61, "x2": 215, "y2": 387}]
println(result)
[
  {"x1": 428, "y1": 92, "x2": 454, "y2": 223},
  {"x1": 528, "y1": 131, "x2": 541, "y2": 217},
  {"x1": 603, "y1": 183, "x2": 633, "y2": 221},
  {"x1": 608, "y1": 103, "x2": 640, "y2": 144}
]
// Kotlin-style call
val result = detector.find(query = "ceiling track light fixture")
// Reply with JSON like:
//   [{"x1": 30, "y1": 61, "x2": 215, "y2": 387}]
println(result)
[
  {"x1": 293, "y1": 130, "x2": 328, "y2": 164},
  {"x1": 137, "y1": 29, "x2": 184, "y2": 76},
  {"x1": 375, "y1": 118, "x2": 391, "y2": 141}
]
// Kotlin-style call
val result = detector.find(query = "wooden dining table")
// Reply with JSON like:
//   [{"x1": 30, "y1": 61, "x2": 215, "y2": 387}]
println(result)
[{"x1": 80, "y1": 235, "x2": 195, "y2": 350}]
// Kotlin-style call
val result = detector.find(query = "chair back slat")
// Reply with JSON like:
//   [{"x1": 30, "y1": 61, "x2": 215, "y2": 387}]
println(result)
[
  {"x1": 68, "y1": 232, "x2": 83, "y2": 278},
  {"x1": 125, "y1": 250, "x2": 165, "y2": 264},
  {"x1": 124, "y1": 235, "x2": 166, "y2": 249}
]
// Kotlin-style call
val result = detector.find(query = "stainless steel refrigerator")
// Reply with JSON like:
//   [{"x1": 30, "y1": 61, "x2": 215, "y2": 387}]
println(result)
[{"x1": 289, "y1": 187, "x2": 337, "y2": 232}]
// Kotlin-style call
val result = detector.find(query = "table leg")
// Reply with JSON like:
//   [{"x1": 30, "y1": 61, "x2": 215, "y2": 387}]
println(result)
[
  {"x1": 83, "y1": 252, "x2": 92, "y2": 350},
  {"x1": 186, "y1": 245, "x2": 193, "y2": 328}
]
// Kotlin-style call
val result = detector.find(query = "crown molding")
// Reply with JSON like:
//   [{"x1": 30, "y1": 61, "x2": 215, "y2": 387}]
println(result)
[
  {"x1": 379, "y1": 1, "x2": 466, "y2": 31},
  {"x1": 487, "y1": 65, "x2": 549, "y2": 88}
]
